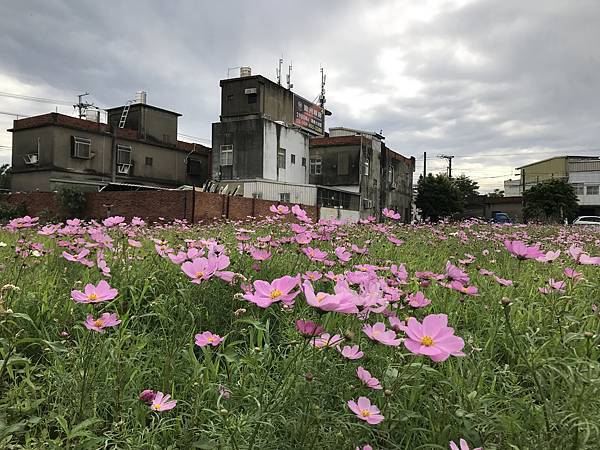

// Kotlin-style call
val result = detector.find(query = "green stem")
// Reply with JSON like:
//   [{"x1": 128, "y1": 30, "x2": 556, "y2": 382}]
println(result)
[{"x1": 502, "y1": 304, "x2": 551, "y2": 435}]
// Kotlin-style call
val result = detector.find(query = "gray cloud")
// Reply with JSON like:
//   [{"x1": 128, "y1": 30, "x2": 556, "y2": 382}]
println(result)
[{"x1": 1, "y1": 0, "x2": 599, "y2": 190}]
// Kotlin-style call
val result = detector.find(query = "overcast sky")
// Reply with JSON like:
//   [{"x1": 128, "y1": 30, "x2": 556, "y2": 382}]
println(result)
[{"x1": 1, "y1": 0, "x2": 599, "y2": 191}]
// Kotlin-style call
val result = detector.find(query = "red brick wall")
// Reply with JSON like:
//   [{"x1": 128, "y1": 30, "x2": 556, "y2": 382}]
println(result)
[{"x1": 1, "y1": 191, "x2": 318, "y2": 223}]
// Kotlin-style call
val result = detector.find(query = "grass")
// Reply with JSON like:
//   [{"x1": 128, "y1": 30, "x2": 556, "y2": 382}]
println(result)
[{"x1": 0, "y1": 215, "x2": 599, "y2": 449}]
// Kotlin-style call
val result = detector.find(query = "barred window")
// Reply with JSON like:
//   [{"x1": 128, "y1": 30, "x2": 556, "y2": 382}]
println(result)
[{"x1": 220, "y1": 145, "x2": 233, "y2": 166}]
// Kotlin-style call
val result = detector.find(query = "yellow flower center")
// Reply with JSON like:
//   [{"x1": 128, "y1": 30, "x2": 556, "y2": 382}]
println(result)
[
  {"x1": 207, "y1": 337, "x2": 215, "y2": 343},
  {"x1": 360, "y1": 409, "x2": 371, "y2": 417},
  {"x1": 152, "y1": 404, "x2": 161, "y2": 410},
  {"x1": 94, "y1": 319, "x2": 104, "y2": 328},
  {"x1": 88, "y1": 293, "x2": 98, "y2": 301},
  {"x1": 421, "y1": 336, "x2": 434, "y2": 346},
  {"x1": 270, "y1": 289, "x2": 282, "y2": 299},
  {"x1": 195, "y1": 271, "x2": 204, "y2": 278},
  {"x1": 316, "y1": 293, "x2": 327, "y2": 303}
]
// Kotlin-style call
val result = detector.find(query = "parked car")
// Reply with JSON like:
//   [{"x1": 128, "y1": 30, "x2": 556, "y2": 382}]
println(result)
[
  {"x1": 491, "y1": 212, "x2": 513, "y2": 224},
  {"x1": 572, "y1": 216, "x2": 600, "y2": 225}
]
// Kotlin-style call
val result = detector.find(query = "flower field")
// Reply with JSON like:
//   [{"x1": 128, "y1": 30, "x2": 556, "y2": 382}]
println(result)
[{"x1": 0, "y1": 208, "x2": 599, "y2": 449}]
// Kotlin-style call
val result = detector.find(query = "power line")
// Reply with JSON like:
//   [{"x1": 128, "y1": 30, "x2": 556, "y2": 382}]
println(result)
[
  {"x1": 0, "y1": 91, "x2": 73, "y2": 106},
  {"x1": 177, "y1": 132, "x2": 211, "y2": 144},
  {"x1": 0, "y1": 110, "x2": 29, "y2": 118}
]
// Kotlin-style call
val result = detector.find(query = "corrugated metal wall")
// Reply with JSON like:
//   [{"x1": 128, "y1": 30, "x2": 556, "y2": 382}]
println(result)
[{"x1": 243, "y1": 180, "x2": 316, "y2": 205}]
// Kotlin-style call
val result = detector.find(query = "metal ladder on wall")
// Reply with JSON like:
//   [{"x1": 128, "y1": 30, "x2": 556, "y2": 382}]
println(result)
[{"x1": 118, "y1": 102, "x2": 132, "y2": 128}]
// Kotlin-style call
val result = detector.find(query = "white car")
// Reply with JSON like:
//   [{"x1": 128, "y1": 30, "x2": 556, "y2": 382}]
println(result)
[{"x1": 573, "y1": 216, "x2": 600, "y2": 225}]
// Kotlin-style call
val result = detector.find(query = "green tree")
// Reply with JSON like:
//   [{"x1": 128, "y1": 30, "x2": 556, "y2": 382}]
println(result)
[
  {"x1": 488, "y1": 188, "x2": 504, "y2": 198},
  {"x1": 452, "y1": 174, "x2": 480, "y2": 207},
  {"x1": 523, "y1": 178, "x2": 578, "y2": 223},
  {"x1": 416, "y1": 174, "x2": 462, "y2": 221}
]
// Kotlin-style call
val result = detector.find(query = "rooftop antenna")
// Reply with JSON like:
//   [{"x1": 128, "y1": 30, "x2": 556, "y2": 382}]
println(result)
[
  {"x1": 74, "y1": 92, "x2": 93, "y2": 119},
  {"x1": 286, "y1": 61, "x2": 293, "y2": 90},
  {"x1": 277, "y1": 57, "x2": 283, "y2": 85},
  {"x1": 319, "y1": 66, "x2": 326, "y2": 109},
  {"x1": 438, "y1": 154, "x2": 455, "y2": 178}
]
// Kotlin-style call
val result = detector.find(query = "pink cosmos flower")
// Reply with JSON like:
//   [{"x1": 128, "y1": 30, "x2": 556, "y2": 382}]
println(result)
[
  {"x1": 150, "y1": 391, "x2": 177, "y2": 412},
  {"x1": 503, "y1": 240, "x2": 544, "y2": 260},
  {"x1": 7, "y1": 215, "x2": 39, "y2": 231},
  {"x1": 445, "y1": 261, "x2": 470, "y2": 284},
  {"x1": 270, "y1": 204, "x2": 290, "y2": 215},
  {"x1": 243, "y1": 275, "x2": 301, "y2": 308},
  {"x1": 479, "y1": 268, "x2": 494, "y2": 276},
  {"x1": 195, "y1": 331, "x2": 223, "y2": 347},
  {"x1": 548, "y1": 278, "x2": 566, "y2": 293},
  {"x1": 363, "y1": 322, "x2": 401, "y2": 346},
  {"x1": 84, "y1": 313, "x2": 121, "y2": 333},
  {"x1": 295, "y1": 319, "x2": 325, "y2": 337},
  {"x1": 250, "y1": 248, "x2": 271, "y2": 261},
  {"x1": 445, "y1": 280, "x2": 479, "y2": 296},
  {"x1": 449, "y1": 438, "x2": 482, "y2": 450},
  {"x1": 181, "y1": 257, "x2": 216, "y2": 283},
  {"x1": 347, "y1": 397, "x2": 384, "y2": 424},
  {"x1": 407, "y1": 291, "x2": 431, "y2": 308},
  {"x1": 339, "y1": 344, "x2": 364, "y2": 360},
  {"x1": 351, "y1": 244, "x2": 368, "y2": 254},
  {"x1": 390, "y1": 264, "x2": 409, "y2": 284},
  {"x1": 302, "y1": 271, "x2": 322, "y2": 282},
  {"x1": 302, "y1": 247, "x2": 328, "y2": 262},
  {"x1": 311, "y1": 332, "x2": 343, "y2": 348},
  {"x1": 356, "y1": 366, "x2": 383, "y2": 390},
  {"x1": 303, "y1": 281, "x2": 359, "y2": 314},
  {"x1": 295, "y1": 232, "x2": 313, "y2": 244},
  {"x1": 382, "y1": 208, "x2": 401, "y2": 220},
  {"x1": 103, "y1": 216, "x2": 126, "y2": 227},
  {"x1": 168, "y1": 251, "x2": 188, "y2": 265},
  {"x1": 537, "y1": 250, "x2": 560, "y2": 263},
  {"x1": 494, "y1": 276, "x2": 513, "y2": 286},
  {"x1": 387, "y1": 235, "x2": 404, "y2": 246},
  {"x1": 128, "y1": 239, "x2": 142, "y2": 248},
  {"x1": 403, "y1": 314, "x2": 465, "y2": 362},
  {"x1": 356, "y1": 446, "x2": 373, "y2": 450},
  {"x1": 564, "y1": 267, "x2": 583, "y2": 282},
  {"x1": 139, "y1": 389, "x2": 157, "y2": 404},
  {"x1": 62, "y1": 248, "x2": 91, "y2": 263},
  {"x1": 335, "y1": 246, "x2": 352, "y2": 262},
  {"x1": 71, "y1": 280, "x2": 118, "y2": 303}
]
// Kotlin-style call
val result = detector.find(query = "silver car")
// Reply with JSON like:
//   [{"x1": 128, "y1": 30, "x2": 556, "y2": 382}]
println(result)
[{"x1": 573, "y1": 216, "x2": 600, "y2": 225}]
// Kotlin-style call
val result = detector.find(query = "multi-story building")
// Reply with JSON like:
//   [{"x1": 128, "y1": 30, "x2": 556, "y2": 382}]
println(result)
[
  {"x1": 211, "y1": 69, "x2": 329, "y2": 205},
  {"x1": 510, "y1": 155, "x2": 600, "y2": 215},
  {"x1": 9, "y1": 95, "x2": 210, "y2": 192},
  {"x1": 309, "y1": 127, "x2": 415, "y2": 220}
]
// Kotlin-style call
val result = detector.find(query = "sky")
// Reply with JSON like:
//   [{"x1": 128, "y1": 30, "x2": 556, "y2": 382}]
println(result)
[{"x1": 1, "y1": 0, "x2": 599, "y2": 191}]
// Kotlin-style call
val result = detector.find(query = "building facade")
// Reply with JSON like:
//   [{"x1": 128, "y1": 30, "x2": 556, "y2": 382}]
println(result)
[
  {"x1": 309, "y1": 128, "x2": 415, "y2": 220},
  {"x1": 9, "y1": 101, "x2": 210, "y2": 192},
  {"x1": 508, "y1": 155, "x2": 600, "y2": 215},
  {"x1": 211, "y1": 71, "x2": 326, "y2": 205}
]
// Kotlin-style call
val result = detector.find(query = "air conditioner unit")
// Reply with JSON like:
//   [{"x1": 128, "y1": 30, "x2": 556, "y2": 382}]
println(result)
[
  {"x1": 23, "y1": 154, "x2": 39, "y2": 165},
  {"x1": 117, "y1": 164, "x2": 131, "y2": 174}
]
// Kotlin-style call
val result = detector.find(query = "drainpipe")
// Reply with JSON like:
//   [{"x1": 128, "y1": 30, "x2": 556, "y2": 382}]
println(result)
[{"x1": 111, "y1": 126, "x2": 117, "y2": 183}]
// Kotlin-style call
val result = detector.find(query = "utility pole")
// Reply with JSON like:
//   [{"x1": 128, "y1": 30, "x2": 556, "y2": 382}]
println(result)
[
  {"x1": 277, "y1": 58, "x2": 283, "y2": 85},
  {"x1": 286, "y1": 62, "x2": 293, "y2": 90},
  {"x1": 438, "y1": 154, "x2": 454, "y2": 178},
  {"x1": 74, "y1": 92, "x2": 92, "y2": 119},
  {"x1": 423, "y1": 151, "x2": 427, "y2": 178}
]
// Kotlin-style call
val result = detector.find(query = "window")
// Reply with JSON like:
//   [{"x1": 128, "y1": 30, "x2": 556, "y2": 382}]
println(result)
[
  {"x1": 72, "y1": 136, "x2": 91, "y2": 159},
  {"x1": 145, "y1": 157, "x2": 153, "y2": 166},
  {"x1": 220, "y1": 144, "x2": 233, "y2": 166},
  {"x1": 373, "y1": 179, "x2": 378, "y2": 188},
  {"x1": 363, "y1": 158, "x2": 370, "y2": 176},
  {"x1": 291, "y1": 154, "x2": 296, "y2": 165},
  {"x1": 362, "y1": 198, "x2": 373, "y2": 209},
  {"x1": 163, "y1": 134, "x2": 170, "y2": 144},
  {"x1": 187, "y1": 158, "x2": 203, "y2": 176},
  {"x1": 252, "y1": 192, "x2": 263, "y2": 199},
  {"x1": 302, "y1": 157, "x2": 306, "y2": 167},
  {"x1": 310, "y1": 157, "x2": 322, "y2": 175},
  {"x1": 277, "y1": 148, "x2": 286, "y2": 169},
  {"x1": 587, "y1": 185, "x2": 599, "y2": 195},
  {"x1": 247, "y1": 93, "x2": 257, "y2": 104},
  {"x1": 337, "y1": 153, "x2": 349, "y2": 175},
  {"x1": 279, "y1": 193, "x2": 290, "y2": 203},
  {"x1": 573, "y1": 184, "x2": 585, "y2": 195},
  {"x1": 388, "y1": 165, "x2": 394, "y2": 183},
  {"x1": 117, "y1": 145, "x2": 132, "y2": 164}
]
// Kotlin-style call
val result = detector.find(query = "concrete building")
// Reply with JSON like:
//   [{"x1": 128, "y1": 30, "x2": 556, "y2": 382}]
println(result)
[
  {"x1": 508, "y1": 155, "x2": 600, "y2": 215},
  {"x1": 503, "y1": 179, "x2": 522, "y2": 196},
  {"x1": 211, "y1": 69, "x2": 328, "y2": 205},
  {"x1": 309, "y1": 128, "x2": 415, "y2": 220},
  {"x1": 9, "y1": 97, "x2": 210, "y2": 192}
]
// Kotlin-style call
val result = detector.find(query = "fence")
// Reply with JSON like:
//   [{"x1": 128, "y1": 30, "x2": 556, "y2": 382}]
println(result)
[{"x1": 0, "y1": 191, "x2": 319, "y2": 223}]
